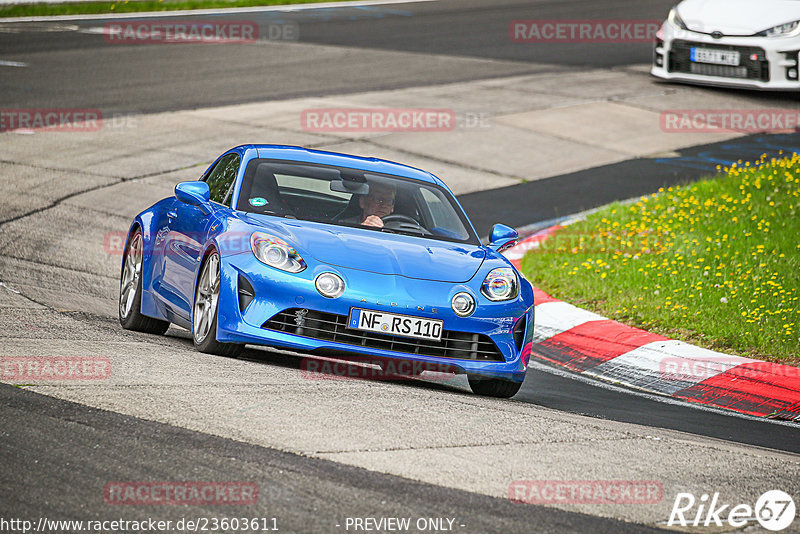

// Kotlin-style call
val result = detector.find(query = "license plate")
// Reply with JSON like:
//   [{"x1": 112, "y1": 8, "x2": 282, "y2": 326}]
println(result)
[
  {"x1": 348, "y1": 308, "x2": 443, "y2": 341},
  {"x1": 690, "y1": 47, "x2": 740, "y2": 66}
]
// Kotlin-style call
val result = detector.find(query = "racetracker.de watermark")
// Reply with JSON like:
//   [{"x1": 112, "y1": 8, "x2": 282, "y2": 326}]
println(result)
[
  {"x1": 105, "y1": 231, "x2": 264, "y2": 256},
  {"x1": 509, "y1": 480, "x2": 663, "y2": 505},
  {"x1": 510, "y1": 19, "x2": 660, "y2": 43},
  {"x1": 521, "y1": 228, "x2": 666, "y2": 255},
  {"x1": 1, "y1": 356, "x2": 111, "y2": 381},
  {"x1": 661, "y1": 109, "x2": 800, "y2": 133},
  {"x1": 104, "y1": 482, "x2": 258, "y2": 506},
  {"x1": 301, "y1": 108, "x2": 456, "y2": 132},
  {"x1": 0, "y1": 109, "x2": 102, "y2": 133},
  {"x1": 660, "y1": 357, "x2": 800, "y2": 382},
  {"x1": 103, "y1": 20, "x2": 263, "y2": 44},
  {"x1": 300, "y1": 357, "x2": 454, "y2": 381}
]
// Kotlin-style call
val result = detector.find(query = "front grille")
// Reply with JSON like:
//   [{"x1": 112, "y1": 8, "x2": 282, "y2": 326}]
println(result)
[
  {"x1": 669, "y1": 40, "x2": 769, "y2": 81},
  {"x1": 689, "y1": 63, "x2": 748, "y2": 78},
  {"x1": 263, "y1": 308, "x2": 505, "y2": 362}
]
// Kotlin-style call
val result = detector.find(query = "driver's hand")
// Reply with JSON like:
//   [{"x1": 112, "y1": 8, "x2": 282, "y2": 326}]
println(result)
[{"x1": 361, "y1": 215, "x2": 384, "y2": 228}]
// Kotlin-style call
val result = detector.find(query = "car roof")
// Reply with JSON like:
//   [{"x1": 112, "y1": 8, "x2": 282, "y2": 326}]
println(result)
[{"x1": 246, "y1": 144, "x2": 443, "y2": 186}]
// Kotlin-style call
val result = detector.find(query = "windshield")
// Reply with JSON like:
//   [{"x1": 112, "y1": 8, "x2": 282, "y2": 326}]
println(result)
[{"x1": 236, "y1": 159, "x2": 479, "y2": 245}]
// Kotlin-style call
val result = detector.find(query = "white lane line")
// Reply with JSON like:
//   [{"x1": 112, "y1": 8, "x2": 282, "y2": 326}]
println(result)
[
  {"x1": 532, "y1": 301, "x2": 604, "y2": 344},
  {"x1": 0, "y1": 0, "x2": 437, "y2": 23},
  {"x1": 586, "y1": 339, "x2": 758, "y2": 396},
  {"x1": 0, "y1": 60, "x2": 28, "y2": 67},
  {"x1": 0, "y1": 281, "x2": 22, "y2": 294}
]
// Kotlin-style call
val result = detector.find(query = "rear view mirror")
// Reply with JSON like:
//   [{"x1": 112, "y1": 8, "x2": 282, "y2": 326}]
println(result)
[
  {"x1": 488, "y1": 223, "x2": 518, "y2": 253},
  {"x1": 175, "y1": 181, "x2": 212, "y2": 214},
  {"x1": 330, "y1": 179, "x2": 370, "y2": 195}
]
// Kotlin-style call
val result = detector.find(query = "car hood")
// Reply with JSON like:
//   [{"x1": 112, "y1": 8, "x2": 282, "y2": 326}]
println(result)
[
  {"x1": 676, "y1": 0, "x2": 800, "y2": 35},
  {"x1": 241, "y1": 215, "x2": 486, "y2": 283}
]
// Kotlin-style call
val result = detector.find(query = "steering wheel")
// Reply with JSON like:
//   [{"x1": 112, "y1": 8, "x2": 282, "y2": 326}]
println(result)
[
  {"x1": 381, "y1": 214, "x2": 431, "y2": 235},
  {"x1": 381, "y1": 214, "x2": 419, "y2": 226}
]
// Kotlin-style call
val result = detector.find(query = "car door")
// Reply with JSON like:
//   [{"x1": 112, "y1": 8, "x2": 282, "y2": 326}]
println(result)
[{"x1": 159, "y1": 152, "x2": 240, "y2": 321}]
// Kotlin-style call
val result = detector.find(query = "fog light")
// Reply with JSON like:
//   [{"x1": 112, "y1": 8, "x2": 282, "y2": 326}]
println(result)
[
  {"x1": 315, "y1": 273, "x2": 344, "y2": 298},
  {"x1": 451, "y1": 292, "x2": 475, "y2": 317},
  {"x1": 789, "y1": 68, "x2": 798, "y2": 80},
  {"x1": 655, "y1": 54, "x2": 663, "y2": 67}
]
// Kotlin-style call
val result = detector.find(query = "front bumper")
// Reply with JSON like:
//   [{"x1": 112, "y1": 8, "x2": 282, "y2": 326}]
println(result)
[
  {"x1": 651, "y1": 25, "x2": 800, "y2": 91},
  {"x1": 214, "y1": 253, "x2": 534, "y2": 382}
]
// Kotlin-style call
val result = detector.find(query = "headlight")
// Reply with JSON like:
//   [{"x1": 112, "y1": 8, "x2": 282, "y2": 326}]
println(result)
[
  {"x1": 667, "y1": 7, "x2": 688, "y2": 30},
  {"x1": 481, "y1": 268, "x2": 518, "y2": 301},
  {"x1": 250, "y1": 232, "x2": 306, "y2": 273},
  {"x1": 758, "y1": 20, "x2": 800, "y2": 38},
  {"x1": 451, "y1": 292, "x2": 476, "y2": 317},
  {"x1": 315, "y1": 272, "x2": 345, "y2": 298}
]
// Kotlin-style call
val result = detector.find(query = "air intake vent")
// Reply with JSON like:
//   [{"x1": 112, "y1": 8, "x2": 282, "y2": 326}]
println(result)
[
  {"x1": 263, "y1": 308, "x2": 505, "y2": 362},
  {"x1": 513, "y1": 316, "x2": 527, "y2": 352},
  {"x1": 238, "y1": 274, "x2": 255, "y2": 312}
]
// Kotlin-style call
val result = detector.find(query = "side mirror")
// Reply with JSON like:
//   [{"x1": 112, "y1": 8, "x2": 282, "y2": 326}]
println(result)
[
  {"x1": 175, "y1": 181, "x2": 211, "y2": 214},
  {"x1": 488, "y1": 223, "x2": 518, "y2": 253}
]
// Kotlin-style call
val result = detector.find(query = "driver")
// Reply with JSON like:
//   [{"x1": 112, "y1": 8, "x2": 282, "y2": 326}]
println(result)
[{"x1": 355, "y1": 182, "x2": 396, "y2": 228}]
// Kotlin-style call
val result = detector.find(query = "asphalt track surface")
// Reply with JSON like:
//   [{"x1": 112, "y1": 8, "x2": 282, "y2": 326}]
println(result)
[
  {"x1": 1, "y1": 0, "x2": 797, "y2": 114},
  {"x1": 462, "y1": 132, "x2": 800, "y2": 236},
  {"x1": 1, "y1": 383, "x2": 668, "y2": 534},
  {"x1": 0, "y1": 0, "x2": 746, "y2": 114},
  {"x1": 3, "y1": 0, "x2": 800, "y2": 531}
]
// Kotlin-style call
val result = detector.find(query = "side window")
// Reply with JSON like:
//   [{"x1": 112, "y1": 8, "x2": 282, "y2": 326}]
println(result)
[
  {"x1": 419, "y1": 187, "x2": 469, "y2": 240},
  {"x1": 419, "y1": 188, "x2": 448, "y2": 228},
  {"x1": 203, "y1": 153, "x2": 240, "y2": 205}
]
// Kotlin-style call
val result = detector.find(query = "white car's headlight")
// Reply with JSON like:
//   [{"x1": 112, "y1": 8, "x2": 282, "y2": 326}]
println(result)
[
  {"x1": 481, "y1": 268, "x2": 518, "y2": 301},
  {"x1": 668, "y1": 7, "x2": 689, "y2": 31},
  {"x1": 758, "y1": 20, "x2": 800, "y2": 38},
  {"x1": 250, "y1": 232, "x2": 306, "y2": 273}
]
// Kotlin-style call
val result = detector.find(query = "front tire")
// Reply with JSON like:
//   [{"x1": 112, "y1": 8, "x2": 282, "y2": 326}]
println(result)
[
  {"x1": 119, "y1": 229, "x2": 170, "y2": 335},
  {"x1": 468, "y1": 375, "x2": 523, "y2": 398},
  {"x1": 192, "y1": 250, "x2": 243, "y2": 358}
]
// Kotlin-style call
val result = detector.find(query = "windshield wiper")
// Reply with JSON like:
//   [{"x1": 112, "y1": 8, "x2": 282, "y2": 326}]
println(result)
[
  {"x1": 380, "y1": 227, "x2": 427, "y2": 237},
  {"x1": 257, "y1": 209, "x2": 296, "y2": 219}
]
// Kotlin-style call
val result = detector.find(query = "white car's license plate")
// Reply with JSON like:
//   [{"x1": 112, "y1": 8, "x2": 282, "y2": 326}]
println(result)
[
  {"x1": 348, "y1": 308, "x2": 443, "y2": 341},
  {"x1": 690, "y1": 47, "x2": 740, "y2": 66}
]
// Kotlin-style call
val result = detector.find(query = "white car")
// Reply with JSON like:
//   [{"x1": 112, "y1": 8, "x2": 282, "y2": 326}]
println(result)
[{"x1": 651, "y1": 0, "x2": 800, "y2": 90}]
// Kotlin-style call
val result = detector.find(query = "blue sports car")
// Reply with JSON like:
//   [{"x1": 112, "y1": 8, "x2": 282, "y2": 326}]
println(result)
[{"x1": 119, "y1": 145, "x2": 534, "y2": 397}]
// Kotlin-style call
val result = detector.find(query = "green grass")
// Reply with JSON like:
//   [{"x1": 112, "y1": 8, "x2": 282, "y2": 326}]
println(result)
[
  {"x1": 0, "y1": 0, "x2": 351, "y2": 18},
  {"x1": 522, "y1": 153, "x2": 800, "y2": 365}
]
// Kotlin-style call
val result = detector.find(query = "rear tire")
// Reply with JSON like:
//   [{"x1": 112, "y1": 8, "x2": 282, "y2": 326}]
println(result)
[
  {"x1": 192, "y1": 250, "x2": 243, "y2": 358},
  {"x1": 119, "y1": 229, "x2": 170, "y2": 335},
  {"x1": 468, "y1": 375, "x2": 523, "y2": 398}
]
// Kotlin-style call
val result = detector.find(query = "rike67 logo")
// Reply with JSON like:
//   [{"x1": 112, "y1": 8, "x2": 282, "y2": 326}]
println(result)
[{"x1": 668, "y1": 490, "x2": 796, "y2": 531}]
